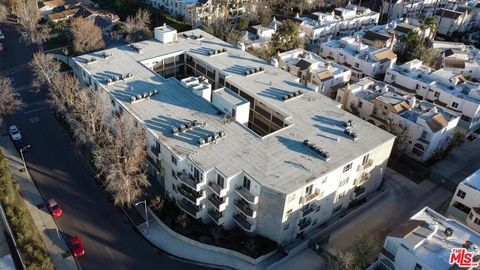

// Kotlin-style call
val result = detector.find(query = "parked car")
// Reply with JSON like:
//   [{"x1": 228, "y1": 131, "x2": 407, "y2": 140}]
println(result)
[
  {"x1": 0, "y1": 31, "x2": 4, "y2": 40},
  {"x1": 47, "y1": 199, "x2": 63, "y2": 217},
  {"x1": 20, "y1": 31, "x2": 27, "y2": 39},
  {"x1": 8, "y1": 125, "x2": 22, "y2": 141},
  {"x1": 68, "y1": 236, "x2": 85, "y2": 257}
]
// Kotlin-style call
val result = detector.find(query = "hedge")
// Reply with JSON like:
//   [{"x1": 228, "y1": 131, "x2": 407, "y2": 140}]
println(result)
[{"x1": 0, "y1": 151, "x2": 54, "y2": 270}]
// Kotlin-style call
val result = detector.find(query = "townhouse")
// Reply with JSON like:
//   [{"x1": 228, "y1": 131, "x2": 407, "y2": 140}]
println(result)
[
  {"x1": 299, "y1": 3, "x2": 379, "y2": 52},
  {"x1": 448, "y1": 169, "x2": 480, "y2": 233},
  {"x1": 381, "y1": 0, "x2": 438, "y2": 21},
  {"x1": 319, "y1": 36, "x2": 397, "y2": 81},
  {"x1": 145, "y1": 0, "x2": 213, "y2": 27},
  {"x1": 433, "y1": 41, "x2": 480, "y2": 80},
  {"x1": 374, "y1": 207, "x2": 480, "y2": 270},
  {"x1": 336, "y1": 78, "x2": 459, "y2": 161},
  {"x1": 273, "y1": 48, "x2": 351, "y2": 98},
  {"x1": 384, "y1": 59, "x2": 480, "y2": 134},
  {"x1": 72, "y1": 26, "x2": 395, "y2": 244},
  {"x1": 240, "y1": 17, "x2": 305, "y2": 48}
]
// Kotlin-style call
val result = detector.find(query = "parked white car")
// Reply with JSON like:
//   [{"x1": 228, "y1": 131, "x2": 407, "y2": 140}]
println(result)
[
  {"x1": 0, "y1": 31, "x2": 5, "y2": 40},
  {"x1": 8, "y1": 125, "x2": 22, "y2": 141}
]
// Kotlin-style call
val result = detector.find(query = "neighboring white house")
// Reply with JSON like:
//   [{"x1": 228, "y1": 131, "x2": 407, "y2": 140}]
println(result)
[
  {"x1": 433, "y1": 41, "x2": 480, "y2": 80},
  {"x1": 384, "y1": 59, "x2": 480, "y2": 134},
  {"x1": 448, "y1": 169, "x2": 480, "y2": 233},
  {"x1": 319, "y1": 36, "x2": 397, "y2": 81},
  {"x1": 145, "y1": 0, "x2": 213, "y2": 27},
  {"x1": 299, "y1": 3, "x2": 379, "y2": 52},
  {"x1": 72, "y1": 26, "x2": 396, "y2": 245},
  {"x1": 435, "y1": 8, "x2": 471, "y2": 38},
  {"x1": 239, "y1": 17, "x2": 305, "y2": 48},
  {"x1": 374, "y1": 207, "x2": 480, "y2": 270},
  {"x1": 274, "y1": 49, "x2": 351, "y2": 98},
  {"x1": 337, "y1": 78, "x2": 459, "y2": 161}
]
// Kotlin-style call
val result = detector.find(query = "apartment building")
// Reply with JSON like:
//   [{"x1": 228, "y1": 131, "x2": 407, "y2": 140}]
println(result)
[
  {"x1": 71, "y1": 26, "x2": 395, "y2": 244},
  {"x1": 319, "y1": 36, "x2": 397, "y2": 81},
  {"x1": 435, "y1": 8, "x2": 471, "y2": 38},
  {"x1": 356, "y1": 19, "x2": 431, "y2": 50},
  {"x1": 273, "y1": 49, "x2": 351, "y2": 98},
  {"x1": 381, "y1": 0, "x2": 438, "y2": 21},
  {"x1": 337, "y1": 78, "x2": 459, "y2": 161},
  {"x1": 448, "y1": 169, "x2": 480, "y2": 233},
  {"x1": 385, "y1": 60, "x2": 480, "y2": 134},
  {"x1": 145, "y1": 0, "x2": 213, "y2": 27},
  {"x1": 299, "y1": 3, "x2": 379, "y2": 52},
  {"x1": 375, "y1": 207, "x2": 480, "y2": 270},
  {"x1": 433, "y1": 41, "x2": 480, "y2": 80}
]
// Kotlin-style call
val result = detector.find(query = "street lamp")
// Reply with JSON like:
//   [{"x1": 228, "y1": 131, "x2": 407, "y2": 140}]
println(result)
[
  {"x1": 19, "y1": 145, "x2": 31, "y2": 174},
  {"x1": 135, "y1": 200, "x2": 149, "y2": 234}
]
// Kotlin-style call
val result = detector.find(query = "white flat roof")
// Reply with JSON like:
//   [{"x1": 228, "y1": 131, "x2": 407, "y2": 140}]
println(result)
[
  {"x1": 409, "y1": 207, "x2": 480, "y2": 270},
  {"x1": 73, "y1": 29, "x2": 394, "y2": 193}
]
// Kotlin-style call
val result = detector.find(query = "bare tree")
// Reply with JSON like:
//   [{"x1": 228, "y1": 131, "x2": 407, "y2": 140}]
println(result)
[
  {"x1": 70, "y1": 88, "x2": 112, "y2": 146},
  {"x1": 0, "y1": 76, "x2": 23, "y2": 118},
  {"x1": 48, "y1": 74, "x2": 81, "y2": 115},
  {"x1": 331, "y1": 234, "x2": 381, "y2": 270},
  {"x1": 0, "y1": 3, "x2": 7, "y2": 22},
  {"x1": 16, "y1": 0, "x2": 47, "y2": 44},
  {"x1": 93, "y1": 114, "x2": 150, "y2": 206},
  {"x1": 30, "y1": 52, "x2": 61, "y2": 88},
  {"x1": 123, "y1": 9, "x2": 152, "y2": 43},
  {"x1": 71, "y1": 17, "x2": 105, "y2": 53}
]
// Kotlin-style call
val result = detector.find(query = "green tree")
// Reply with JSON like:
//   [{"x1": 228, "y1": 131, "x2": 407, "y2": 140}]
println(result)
[
  {"x1": 424, "y1": 16, "x2": 437, "y2": 39},
  {"x1": 238, "y1": 16, "x2": 249, "y2": 30},
  {"x1": 270, "y1": 20, "x2": 303, "y2": 54}
]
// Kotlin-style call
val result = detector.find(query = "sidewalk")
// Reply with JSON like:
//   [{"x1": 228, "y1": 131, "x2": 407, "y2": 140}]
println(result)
[
  {"x1": 0, "y1": 128, "x2": 78, "y2": 270},
  {"x1": 135, "y1": 207, "x2": 262, "y2": 270}
]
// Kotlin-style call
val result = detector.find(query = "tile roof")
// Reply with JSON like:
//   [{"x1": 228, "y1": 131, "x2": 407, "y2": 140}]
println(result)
[
  {"x1": 317, "y1": 69, "x2": 334, "y2": 82},
  {"x1": 374, "y1": 49, "x2": 396, "y2": 61},
  {"x1": 426, "y1": 113, "x2": 448, "y2": 132}
]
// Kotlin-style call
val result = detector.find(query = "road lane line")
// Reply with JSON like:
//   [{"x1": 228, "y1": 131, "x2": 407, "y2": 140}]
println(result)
[{"x1": 24, "y1": 108, "x2": 44, "y2": 114}]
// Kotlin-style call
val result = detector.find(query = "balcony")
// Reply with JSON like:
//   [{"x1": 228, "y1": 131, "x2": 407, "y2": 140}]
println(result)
[
  {"x1": 178, "y1": 185, "x2": 205, "y2": 205},
  {"x1": 297, "y1": 218, "x2": 312, "y2": 232},
  {"x1": 208, "y1": 209, "x2": 224, "y2": 225},
  {"x1": 176, "y1": 198, "x2": 203, "y2": 219},
  {"x1": 233, "y1": 214, "x2": 254, "y2": 232},
  {"x1": 208, "y1": 195, "x2": 228, "y2": 212},
  {"x1": 304, "y1": 189, "x2": 321, "y2": 203},
  {"x1": 353, "y1": 186, "x2": 366, "y2": 198},
  {"x1": 358, "y1": 159, "x2": 374, "y2": 171},
  {"x1": 208, "y1": 181, "x2": 227, "y2": 197},
  {"x1": 146, "y1": 155, "x2": 162, "y2": 173},
  {"x1": 177, "y1": 171, "x2": 204, "y2": 191},
  {"x1": 301, "y1": 205, "x2": 316, "y2": 217},
  {"x1": 234, "y1": 200, "x2": 257, "y2": 218},
  {"x1": 235, "y1": 186, "x2": 258, "y2": 204}
]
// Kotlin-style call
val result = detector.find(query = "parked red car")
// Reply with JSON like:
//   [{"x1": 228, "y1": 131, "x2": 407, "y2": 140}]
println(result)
[
  {"x1": 47, "y1": 199, "x2": 63, "y2": 217},
  {"x1": 68, "y1": 236, "x2": 85, "y2": 257}
]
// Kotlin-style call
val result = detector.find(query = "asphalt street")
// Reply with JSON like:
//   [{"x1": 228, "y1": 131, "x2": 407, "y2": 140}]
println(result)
[{"x1": 1, "y1": 20, "x2": 212, "y2": 270}]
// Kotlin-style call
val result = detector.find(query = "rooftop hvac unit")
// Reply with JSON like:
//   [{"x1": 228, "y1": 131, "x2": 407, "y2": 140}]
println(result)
[
  {"x1": 219, "y1": 131, "x2": 226, "y2": 137},
  {"x1": 344, "y1": 128, "x2": 358, "y2": 140},
  {"x1": 136, "y1": 94, "x2": 142, "y2": 100},
  {"x1": 179, "y1": 125, "x2": 186, "y2": 133},
  {"x1": 444, "y1": 227, "x2": 453, "y2": 237},
  {"x1": 129, "y1": 96, "x2": 137, "y2": 102},
  {"x1": 171, "y1": 127, "x2": 179, "y2": 135},
  {"x1": 198, "y1": 138, "x2": 205, "y2": 146}
]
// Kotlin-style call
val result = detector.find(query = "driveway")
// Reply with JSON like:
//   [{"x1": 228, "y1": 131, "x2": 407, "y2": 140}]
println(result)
[{"x1": 323, "y1": 168, "x2": 452, "y2": 254}]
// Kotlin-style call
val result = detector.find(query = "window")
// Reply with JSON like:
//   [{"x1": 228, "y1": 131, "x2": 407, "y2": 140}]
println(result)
[
  {"x1": 414, "y1": 263, "x2": 422, "y2": 270},
  {"x1": 286, "y1": 209, "x2": 292, "y2": 215},
  {"x1": 339, "y1": 177, "x2": 349, "y2": 187},
  {"x1": 457, "y1": 189, "x2": 466, "y2": 199},
  {"x1": 451, "y1": 102, "x2": 459, "y2": 109},
  {"x1": 172, "y1": 184, "x2": 177, "y2": 192},
  {"x1": 305, "y1": 184, "x2": 313, "y2": 195},
  {"x1": 243, "y1": 176, "x2": 251, "y2": 190},
  {"x1": 332, "y1": 205, "x2": 342, "y2": 214},
  {"x1": 385, "y1": 239, "x2": 398, "y2": 256},
  {"x1": 469, "y1": 212, "x2": 474, "y2": 220},
  {"x1": 343, "y1": 163, "x2": 352, "y2": 172},
  {"x1": 283, "y1": 224, "x2": 290, "y2": 231},
  {"x1": 288, "y1": 193, "x2": 296, "y2": 202},
  {"x1": 171, "y1": 155, "x2": 177, "y2": 165},
  {"x1": 355, "y1": 63, "x2": 360, "y2": 68},
  {"x1": 358, "y1": 101, "x2": 363, "y2": 108},
  {"x1": 172, "y1": 169, "x2": 176, "y2": 179},
  {"x1": 193, "y1": 167, "x2": 201, "y2": 180},
  {"x1": 475, "y1": 218, "x2": 480, "y2": 225},
  {"x1": 217, "y1": 174, "x2": 225, "y2": 188},
  {"x1": 335, "y1": 191, "x2": 346, "y2": 202},
  {"x1": 434, "y1": 91, "x2": 440, "y2": 98},
  {"x1": 415, "y1": 84, "x2": 419, "y2": 90},
  {"x1": 362, "y1": 154, "x2": 370, "y2": 165},
  {"x1": 391, "y1": 74, "x2": 396, "y2": 81}
]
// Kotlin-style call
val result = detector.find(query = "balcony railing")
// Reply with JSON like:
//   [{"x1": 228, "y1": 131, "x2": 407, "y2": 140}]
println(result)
[
  {"x1": 235, "y1": 186, "x2": 258, "y2": 204},
  {"x1": 208, "y1": 182, "x2": 227, "y2": 197},
  {"x1": 176, "y1": 198, "x2": 202, "y2": 219},
  {"x1": 208, "y1": 194, "x2": 228, "y2": 211},
  {"x1": 177, "y1": 171, "x2": 204, "y2": 191},
  {"x1": 233, "y1": 214, "x2": 254, "y2": 232},
  {"x1": 234, "y1": 200, "x2": 256, "y2": 218},
  {"x1": 301, "y1": 206, "x2": 316, "y2": 217},
  {"x1": 304, "y1": 189, "x2": 321, "y2": 203},
  {"x1": 297, "y1": 218, "x2": 312, "y2": 232},
  {"x1": 178, "y1": 185, "x2": 205, "y2": 205},
  {"x1": 358, "y1": 159, "x2": 374, "y2": 171},
  {"x1": 207, "y1": 209, "x2": 224, "y2": 225}
]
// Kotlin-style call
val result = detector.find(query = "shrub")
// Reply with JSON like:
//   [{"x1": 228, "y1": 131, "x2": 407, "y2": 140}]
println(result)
[{"x1": 0, "y1": 152, "x2": 54, "y2": 270}]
